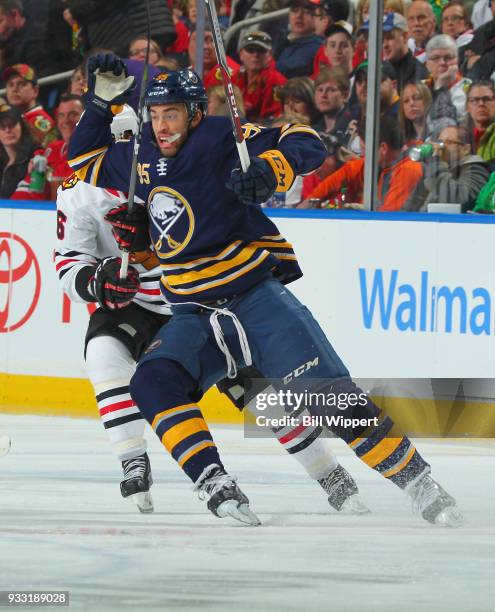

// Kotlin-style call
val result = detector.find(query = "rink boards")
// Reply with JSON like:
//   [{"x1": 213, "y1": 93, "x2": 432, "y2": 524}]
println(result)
[{"x1": 1, "y1": 202, "x2": 495, "y2": 431}]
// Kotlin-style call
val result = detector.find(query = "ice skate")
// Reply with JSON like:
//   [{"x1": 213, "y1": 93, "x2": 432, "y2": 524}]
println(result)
[
  {"x1": 120, "y1": 453, "x2": 154, "y2": 514},
  {"x1": 318, "y1": 464, "x2": 370, "y2": 514},
  {"x1": 0, "y1": 434, "x2": 11, "y2": 457},
  {"x1": 407, "y1": 471, "x2": 464, "y2": 527},
  {"x1": 196, "y1": 466, "x2": 261, "y2": 526}
]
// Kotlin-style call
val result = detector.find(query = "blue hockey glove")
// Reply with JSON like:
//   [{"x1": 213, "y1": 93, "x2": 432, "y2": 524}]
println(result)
[
  {"x1": 86, "y1": 53, "x2": 135, "y2": 117},
  {"x1": 227, "y1": 157, "x2": 277, "y2": 206},
  {"x1": 88, "y1": 257, "x2": 140, "y2": 310},
  {"x1": 105, "y1": 203, "x2": 150, "y2": 252}
]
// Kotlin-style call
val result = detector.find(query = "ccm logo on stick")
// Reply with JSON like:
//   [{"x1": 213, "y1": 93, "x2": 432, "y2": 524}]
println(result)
[
  {"x1": 283, "y1": 357, "x2": 319, "y2": 384},
  {"x1": 227, "y1": 83, "x2": 239, "y2": 118}
]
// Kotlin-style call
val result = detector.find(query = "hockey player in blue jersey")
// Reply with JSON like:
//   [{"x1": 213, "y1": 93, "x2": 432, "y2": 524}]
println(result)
[{"x1": 68, "y1": 53, "x2": 463, "y2": 527}]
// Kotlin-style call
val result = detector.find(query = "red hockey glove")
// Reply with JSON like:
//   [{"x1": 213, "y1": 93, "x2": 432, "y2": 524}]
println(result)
[
  {"x1": 104, "y1": 203, "x2": 150, "y2": 251},
  {"x1": 88, "y1": 257, "x2": 140, "y2": 310}
]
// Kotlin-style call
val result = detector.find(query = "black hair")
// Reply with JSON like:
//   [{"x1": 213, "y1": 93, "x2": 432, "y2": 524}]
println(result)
[{"x1": 357, "y1": 116, "x2": 404, "y2": 150}]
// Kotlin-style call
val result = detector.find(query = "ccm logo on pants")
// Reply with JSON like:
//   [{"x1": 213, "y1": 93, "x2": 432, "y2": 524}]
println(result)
[{"x1": 283, "y1": 357, "x2": 319, "y2": 384}]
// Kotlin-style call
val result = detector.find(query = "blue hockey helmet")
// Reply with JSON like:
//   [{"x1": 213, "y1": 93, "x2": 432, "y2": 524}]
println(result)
[{"x1": 144, "y1": 69, "x2": 208, "y2": 118}]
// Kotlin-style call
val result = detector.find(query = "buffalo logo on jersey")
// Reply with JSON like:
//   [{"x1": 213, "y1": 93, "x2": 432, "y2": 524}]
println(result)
[{"x1": 148, "y1": 187, "x2": 195, "y2": 258}]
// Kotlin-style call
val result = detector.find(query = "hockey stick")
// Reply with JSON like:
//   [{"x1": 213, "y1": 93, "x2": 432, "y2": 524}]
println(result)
[
  {"x1": 204, "y1": 0, "x2": 250, "y2": 172},
  {"x1": 119, "y1": 0, "x2": 152, "y2": 279}
]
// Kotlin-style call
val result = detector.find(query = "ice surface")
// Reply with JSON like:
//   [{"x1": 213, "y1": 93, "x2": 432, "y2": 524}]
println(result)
[{"x1": 1, "y1": 415, "x2": 494, "y2": 611}]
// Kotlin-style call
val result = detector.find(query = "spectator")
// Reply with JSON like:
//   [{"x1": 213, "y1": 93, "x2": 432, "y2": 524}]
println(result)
[
  {"x1": 440, "y1": 1, "x2": 474, "y2": 54},
  {"x1": 3, "y1": 64, "x2": 57, "y2": 147},
  {"x1": 66, "y1": 0, "x2": 176, "y2": 58},
  {"x1": 425, "y1": 34, "x2": 471, "y2": 126},
  {"x1": 67, "y1": 65, "x2": 86, "y2": 96},
  {"x1": 471, "y1": 0, "x2": 492, "y2": 30},
  {"x1": 207, "y1": 84, "x2": 246, "y2": 118},
  {"x1": 321, "y1": 21, "x2": 355, "y2": 77},
  {"x1": 465, "y1": 80, "x2": 495, "y2": 157},
  {"x1": 275, "y1": 0, "x2": 323, "y2": 78},
  {"x1": 403, "y1": 124, "x2": 489, "y2": 212},
  {"x1": 299, "y1": 116, "x2": 423, "y2": 211},
  {"x1": 379, "y1": 12, "x2": 428, "y2": 92},
  {"x1": 0, "y1": 103, "x2": 36, "y2": 198},
  {"x1": 12, "y1": 93, "x2": 85, "y2": 200},
  {"x1": 399, "y1": 80, "x2": 433, "y2": 145},
  {"x1": 406, "y1": 0, "x2": 437, "y2": 63},
  {"x1": 188, "y1": 24, "x2": 239, "y2": 89},
  {"x1": 128, "y1": 37, "x2": 164, "y2": 67},
  {"x1": 232, "y1": 31, "x2": 286, "y2": 122},
  {"x1": 312, "y1": 0, "x2": 351, "y2": 74},
  {"x1": 0, "y1": 0, "x2": 50, "y2": 77},
  {"x1": 278, "y1": 76, "x2": 319, "y2": 123},
  {"x1": 343, "y1": 61, "x2": 400, "y2": 154},
  {"x1": 356, "y1": 0, "x2": 407, "y2": 29},
  {"x1": 312, "y1": 67, "x2": 352, "y2": 137},
  {"x1": 463, "y1": 2, "x2": 495, "y2": 81},
  {"x1": 165, "y1": 0, "x2": 191, "y2": 56}
]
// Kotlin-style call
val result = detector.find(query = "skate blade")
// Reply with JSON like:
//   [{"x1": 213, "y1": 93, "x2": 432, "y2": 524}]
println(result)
[
  {"x1": 216, "y1": 501, "x2": 261, "y2": 526},
  {"x1": 0, "y1": 435, "x2": 11, "y2": 457},
  {"x1": 128, "y1": 491, "x2": 154, "y2": 514},
  {"x1": 434, "y1": 506, "x2": 464, "y2": 528},
  {"x1": 340, "y1": 494, "x2": 371, "y2": 515}
]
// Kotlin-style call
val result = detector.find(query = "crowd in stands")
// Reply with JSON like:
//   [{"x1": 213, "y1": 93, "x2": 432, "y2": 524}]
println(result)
[{"x1": 1, "y1": 0, "x2": 495, "y2": 212}]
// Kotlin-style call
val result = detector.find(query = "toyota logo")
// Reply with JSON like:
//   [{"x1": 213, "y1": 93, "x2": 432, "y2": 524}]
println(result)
[{"x1": 0, "y1": 233, "x2": 41, "y2": 333}]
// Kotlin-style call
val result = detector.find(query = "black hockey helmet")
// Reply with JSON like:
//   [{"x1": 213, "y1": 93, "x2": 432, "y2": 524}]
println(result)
[{"x1": 144, "y1": 69, "x2": 208, "y2": 118}]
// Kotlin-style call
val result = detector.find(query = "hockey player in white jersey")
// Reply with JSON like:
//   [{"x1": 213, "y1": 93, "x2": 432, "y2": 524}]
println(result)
[
  {"x1": 55, "y1": 105, "x2": 167, "y2": 513},
  {"x1": 56, "y1": 106, "x2": 368, "y2": 516}
]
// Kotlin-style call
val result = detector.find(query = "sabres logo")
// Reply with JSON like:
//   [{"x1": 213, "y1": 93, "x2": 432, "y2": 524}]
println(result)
[
  {"x1": 155, "y1": 72, "x2": 170, "y2": 82},
  {"x1": 148, "y1": 186, "x2": 194, "y2": 258}
]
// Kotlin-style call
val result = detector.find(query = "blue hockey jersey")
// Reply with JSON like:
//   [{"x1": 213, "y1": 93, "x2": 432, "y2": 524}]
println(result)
[{"x1": 68, "y1": 111, "x2": 326, "y2": 304}]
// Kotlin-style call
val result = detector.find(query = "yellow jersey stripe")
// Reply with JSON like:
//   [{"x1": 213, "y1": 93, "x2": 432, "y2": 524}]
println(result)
[
  {"x1": 68, "y1": 146, "x2": 108, "y2": 167},
  {"x1": 74, "y1": 157, "x2": 98, "y2": 182},
  {"x1": 90, "y1": 153, "x2": 106, "y2": 186},
  {"x1": 161, "y1": 240, "x2": 243, "y2": 271},
  {"x1": 163, "y1": 250, "x2": 271, "y2": 295},
  {"x1": 251, "y1": 241, "x2": 294, "y2": 249},
  {"x1": 165, "y1": 244, "x2": 259, "y2": 286},
  {"x1": 273, "y1": 254, "x2": 297, "y2": 261},
  {"x1": 279, "y1": 126, "x2": 320, "y2": 140}
]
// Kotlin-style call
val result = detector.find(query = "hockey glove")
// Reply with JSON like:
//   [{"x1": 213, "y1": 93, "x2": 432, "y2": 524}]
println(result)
[
  {"x1": 86, "y1": 53, "x2": 135, "y2": 117},
  {"x1": 226, "y1": 157, "x2": 277, "y2": 206},
  {"x1": 105, "y1": 203, "x2": 150, "y2": 251},
  {"x1": 88, "y1": 257, "x2": 140, "y2": 310}
]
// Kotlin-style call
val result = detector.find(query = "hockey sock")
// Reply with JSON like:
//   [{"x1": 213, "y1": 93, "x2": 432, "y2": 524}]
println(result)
[
  {"x1": 271, "y1": 412, "x2": 338, "y2": 480},
  {"x1": 86, "y1": 336, "x2": 146, "y2": 461},
  {"x1": 308, "y1": 377, "x2": 430, "y2": 489},
  {"x1": 131, "y1": 358, "x2": 224, "y2": 482}
]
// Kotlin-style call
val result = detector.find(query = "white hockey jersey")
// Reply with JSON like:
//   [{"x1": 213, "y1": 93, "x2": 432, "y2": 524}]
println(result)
[{"x1": 55, "y1": 175, "x2": 171, "y2": 315}]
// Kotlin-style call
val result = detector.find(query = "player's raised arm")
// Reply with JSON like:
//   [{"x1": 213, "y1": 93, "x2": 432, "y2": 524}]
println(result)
[
  {"x1": 227, "y1": 122, "x2": 327, "y2": 206},
  {"x1": 68, "y1": 53, "x2": 135, "y2": 191}
]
